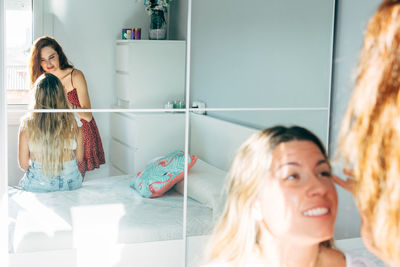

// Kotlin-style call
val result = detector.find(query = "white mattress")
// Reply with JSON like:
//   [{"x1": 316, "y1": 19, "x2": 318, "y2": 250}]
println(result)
[{"x1": 8, "y1": 175, "x2": 212, "y2": 253}]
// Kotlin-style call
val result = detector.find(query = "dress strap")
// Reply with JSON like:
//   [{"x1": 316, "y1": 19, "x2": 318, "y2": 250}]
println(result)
[{"x1": 70, "y1": 69, "x2": 75, "y2": 88}]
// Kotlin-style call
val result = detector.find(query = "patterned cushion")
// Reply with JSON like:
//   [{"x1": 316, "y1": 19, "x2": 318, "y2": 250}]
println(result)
[{"x1": 130, "y1": 150, "x2": 198, "y2": 198}]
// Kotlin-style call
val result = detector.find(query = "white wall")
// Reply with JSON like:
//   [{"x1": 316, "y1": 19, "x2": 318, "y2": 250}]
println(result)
[
  {"x1": 1, "y1": 0, "x2": 9, "y2": 265},
  {"x1": 169, "y1": 0, "x2": 187, "y2": 40},
  {"x1": 184, "y1": 0, "x2": 334, "y2": 148},
  {"x1": 329, "y1": 0, "x2": 381, "y2": 239},
  {"x1": 8, "y1": 124, "x2": 23, "y2": 186},
  {"x1": 46, "y1": 0, "x2": 148, "y2": 108},
  {"x1": 189, "y1": 0, "x2": 334, "y2": 109}
]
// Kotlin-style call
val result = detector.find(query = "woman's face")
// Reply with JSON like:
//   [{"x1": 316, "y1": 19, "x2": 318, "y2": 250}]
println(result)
[
  {"x1": 259, "y1": 140, "x2": 337, "y2": 245},
  {"x1": 39, "y1": 46, "x2": 60, "y2": 74}
]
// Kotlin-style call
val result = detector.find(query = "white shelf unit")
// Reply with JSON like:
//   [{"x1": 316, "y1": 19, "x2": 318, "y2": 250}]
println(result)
[
  {"x1": 109, "y1": 112, "x2": 186, "y2": 176},
  {"x1": 115, "y1": 40, "x2": 186, "y2": 108}
]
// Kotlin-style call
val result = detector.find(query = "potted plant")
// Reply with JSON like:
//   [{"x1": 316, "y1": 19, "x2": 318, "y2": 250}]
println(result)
[{"x1": 145, "y1": 0, "x2": 172, "y2": 40}]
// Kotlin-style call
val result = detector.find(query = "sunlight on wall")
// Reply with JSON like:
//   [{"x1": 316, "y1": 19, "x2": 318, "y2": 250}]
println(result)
[{"x1": 49, "y1": 0, "x2": 67, "y2": 21}]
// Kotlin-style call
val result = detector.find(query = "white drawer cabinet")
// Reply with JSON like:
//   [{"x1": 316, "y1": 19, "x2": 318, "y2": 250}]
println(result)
[
  {"x1": 115, "y1": 40, "x2": 186, "y2": 108},
  {"x1": 109, "y1": 113, "x2": 186, "y2": 176}
]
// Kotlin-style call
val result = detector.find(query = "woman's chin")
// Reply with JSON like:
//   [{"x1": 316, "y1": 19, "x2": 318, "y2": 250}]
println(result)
[
  {"x1": 45, "y1": 68, "x2": 56, "y2": 74},
  {"x1": 296, "y1": 229, "x2": 334, "y2": 245}
]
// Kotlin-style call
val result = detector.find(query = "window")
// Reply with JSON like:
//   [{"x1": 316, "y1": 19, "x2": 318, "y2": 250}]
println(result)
[{"x1": 5, "y1": 0, "x2": 33, "y2": 105}]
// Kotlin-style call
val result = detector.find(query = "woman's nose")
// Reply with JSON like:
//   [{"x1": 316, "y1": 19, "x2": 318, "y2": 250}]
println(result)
[{"x1": 307, "y1": 174, "x2": 329, "y2": 197}]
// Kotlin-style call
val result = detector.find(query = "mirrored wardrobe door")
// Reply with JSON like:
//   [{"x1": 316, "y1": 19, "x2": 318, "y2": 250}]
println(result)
[
  {"x1": 185, "y1": 109, "x2": 330, "y2": 266},
  {"x1": 185, "y1": 0, "x2": 335, "y2": 265},
  {"x1": 0, "y1": 0, "x2": 7, "y2": 266},
  {"x1": 26, "y1": 0, "x2": 187, "y2": 110},
  {"x1": 8, "y1": 110, "x2": 186, "y2": 267},
  {"x1": 189, "y1": 0, "x2": 335, "y2": 110}
]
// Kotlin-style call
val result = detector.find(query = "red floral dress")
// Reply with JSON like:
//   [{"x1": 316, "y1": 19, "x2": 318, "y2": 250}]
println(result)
[{"x1": 67, "y1": 88, "x2": 105, "y2": 178}]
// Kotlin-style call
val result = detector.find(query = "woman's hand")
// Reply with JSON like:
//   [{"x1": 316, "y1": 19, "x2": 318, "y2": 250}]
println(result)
[{"x1": 332, "y1": 168, "x2": 356, "y2": 193}]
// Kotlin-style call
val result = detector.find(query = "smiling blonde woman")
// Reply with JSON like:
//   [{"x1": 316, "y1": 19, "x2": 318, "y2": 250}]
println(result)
[{"x1": 204, "y1": 126, "x2": 376, "y2": 267}]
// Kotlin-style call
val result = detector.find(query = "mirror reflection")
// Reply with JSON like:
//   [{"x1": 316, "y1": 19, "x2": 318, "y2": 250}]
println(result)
[
  {"x1": 8, "y1": 111, "x2": 186, "y2": 256},
  {"x1": 6, "y1": 0, "x2": 186, "y2": 109},
  {"x1": 6, "y1": 0, "x2": 341, "y2": 266},
  {"x1": 185, "y1": 110, "x2": 329, "y2": 265},
  {"x1": 203, "y1": 125, "x2": 340, "y2": 267},
  {"x1": 17, "y1": 73, "x2": 85, "y2": 192},
  {"x1": 30, "y1": 37, "x2": 106, "y2": 177},
  {"x1": 7, "y1": 0, "x2": 188, "y2": 263},
  {"x1": 189, "y1": 0, "x2": 334, "y2": 109}
]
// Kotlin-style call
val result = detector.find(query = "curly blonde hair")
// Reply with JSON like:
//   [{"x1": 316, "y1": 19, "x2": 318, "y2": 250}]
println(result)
[
  {"x1": 206, "y1": 126, "x2": 331, "y2": 266},
  {"x1": 21, "y1": 73, "x2": 78, "y2": 177},
  {"x1": 338, "y1": 0, "x2": 400, "y2": 263}
]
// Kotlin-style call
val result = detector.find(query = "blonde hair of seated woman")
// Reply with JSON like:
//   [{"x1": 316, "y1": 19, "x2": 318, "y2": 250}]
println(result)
[{"x1": 19, "y1": 73, "x2": 82, "y2": 177}]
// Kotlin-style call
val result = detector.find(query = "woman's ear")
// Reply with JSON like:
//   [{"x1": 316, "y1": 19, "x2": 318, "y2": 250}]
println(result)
[
  {"x1": 254, "y1": 200, "x2": 273, "y2": 236},
  {"x1": 253, "y1": 200, "x2": 263, "y2": 221}
]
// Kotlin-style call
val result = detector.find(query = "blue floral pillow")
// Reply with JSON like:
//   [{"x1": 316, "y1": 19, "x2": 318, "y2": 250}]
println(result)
[{"x1": 130, "y1": 150, "x2": 197, "y2": 198}]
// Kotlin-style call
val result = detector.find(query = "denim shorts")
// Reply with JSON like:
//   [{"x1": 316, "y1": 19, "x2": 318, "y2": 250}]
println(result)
[{"x1": 19, "y1": 159, "x2": 82, "y2": 192}]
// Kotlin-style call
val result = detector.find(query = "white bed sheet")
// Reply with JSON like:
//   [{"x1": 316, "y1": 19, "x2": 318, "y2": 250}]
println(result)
[{"x1": 8, "y1": 175, "x2": 212, "y2": 253}]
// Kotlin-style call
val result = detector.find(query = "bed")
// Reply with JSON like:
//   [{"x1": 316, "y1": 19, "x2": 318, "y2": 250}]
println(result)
[
  {"x1": 8, "y1": 159, "x2": 224, "y2": 266},
  {"x1": 8, "y1": 174, "x2": 214, "y2": 254},
  {"x1": 8, "y1": 170, "x2": 218, "y2": 267}
]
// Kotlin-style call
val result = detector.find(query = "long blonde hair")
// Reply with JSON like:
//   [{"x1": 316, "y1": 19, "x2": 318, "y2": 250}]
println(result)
[
  {"x1": 206, "y1": 126, "x2": 331, "y2": 266},
  {"x1": 21, "y1": 73, "x2": 78, "y2": 177},
  {"x1": 338, "y1": 1, "x2": 400, "y2": 262}
]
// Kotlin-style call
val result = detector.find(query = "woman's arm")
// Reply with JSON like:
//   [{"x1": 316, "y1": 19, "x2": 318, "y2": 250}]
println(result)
[
  {"x1": 72, "y1": 69, "x2": 93, "y2": 122},
  {"x1": 75, "y1": 127, "x2": 84, "y2": 163},
  {"x1": 18, "y1": 128, "x2": 30, "y2": 171}
]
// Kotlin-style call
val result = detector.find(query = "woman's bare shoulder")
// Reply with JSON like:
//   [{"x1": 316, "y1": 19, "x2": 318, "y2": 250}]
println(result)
[
  {"x1": 71, "y1": 69, "x2": 88, "y2": 90},
  {"x1": 320, "y1": 247, "x2": 346, "y2": 267},
  {"x1": 72, "y1": 68, "x2": 86, "y2": 80}
]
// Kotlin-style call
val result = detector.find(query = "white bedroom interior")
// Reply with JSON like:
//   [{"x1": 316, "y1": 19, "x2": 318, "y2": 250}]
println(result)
[{"x1": 2, "y1": 0, "x2": 385, "y2": 266}]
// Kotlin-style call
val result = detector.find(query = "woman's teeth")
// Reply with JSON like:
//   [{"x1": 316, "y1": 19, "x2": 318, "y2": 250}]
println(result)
[{"x1": 303, "y1": 207, "x2": 329, "y2": 216}]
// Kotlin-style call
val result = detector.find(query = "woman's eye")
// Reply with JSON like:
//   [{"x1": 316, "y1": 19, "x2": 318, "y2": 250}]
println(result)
[
  {"x1": 319, "y1": 171, "x2": 332, "y2": 178},
  {"x1": 286, "y1": 174, "x2": 299, "y2": 181}
]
